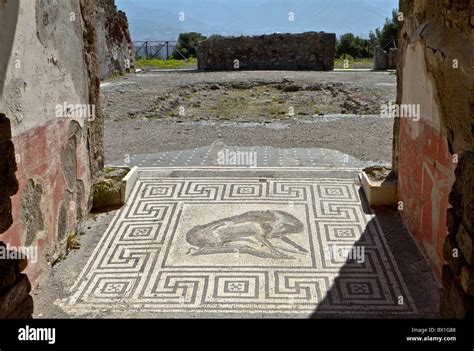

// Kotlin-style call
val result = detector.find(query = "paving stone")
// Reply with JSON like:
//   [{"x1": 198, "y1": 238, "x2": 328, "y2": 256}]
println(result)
[{"x1": 108, "y1": 144, "x2": 380, "y2": 170}]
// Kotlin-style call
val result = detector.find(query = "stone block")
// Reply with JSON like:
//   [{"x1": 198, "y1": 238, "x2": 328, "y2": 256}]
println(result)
[
  {"x1": 0, "y1": 199, "x2": 13, "y2": 234},
  {"x1": 461, "y1": 265, "x2": 474, "y2": 297},
  {"x1": 373, "y1": 46, "x2": 388, "y2": 70},
  {"x1": 0, "y1": 275, "x2": 31, "y2": 318},
  {"x1": 447, "y1": 207, "x2": 460, "y2": 235},
  {"x1": 456, "y1": 223, "x2": 474, "y2": 265},
  {"x1": 443, "y1": 234, "x2": 464, "y2": 275},
  {"x1": 388, "y1": 48, "x2": 398, "y2": 69},
  {"x1": 0, "y1": 259, "x2": 18, "y2": 292},
  {"x1": 440, "y1": 265, "x2": 474, "y2": 318},
  {"x1": 7, "y1": 295, "x2": 33, "y2": 319}
]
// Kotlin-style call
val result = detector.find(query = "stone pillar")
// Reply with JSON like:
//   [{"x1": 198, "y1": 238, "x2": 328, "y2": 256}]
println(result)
[
  {"x1": 388, "y1": 48, "x2": 398, "y2": 69},
  {"x1": 373, "y1": 46, "x2": 388, "y2": 70}
]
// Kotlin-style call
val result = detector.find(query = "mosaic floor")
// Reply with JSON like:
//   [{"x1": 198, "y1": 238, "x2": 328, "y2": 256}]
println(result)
[{"x1": 60, "y1": 171, "x2": 417, "y2": 317}]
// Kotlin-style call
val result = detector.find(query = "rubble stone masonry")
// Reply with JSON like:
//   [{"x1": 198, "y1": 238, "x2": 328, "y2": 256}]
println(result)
[
  {"x1": 95, "y1": 0, "x2": 134, "y2": 80},
  {"x1": 0, "y1": 0, "x2": 112, "y2": 318},
  {"x1": 197, "y1": 32, "x2": 336, "y2": 71},
  {"x1": 395, "y1": 0, "x2": 473, "y2": 318}
]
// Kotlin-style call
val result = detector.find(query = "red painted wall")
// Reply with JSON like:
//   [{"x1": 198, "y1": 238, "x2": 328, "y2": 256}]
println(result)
[
  {"x1": 3, "y1": 118, "x2": 90, "y2": 286},
  {"x1": 398, "y1": 117, "x2": 456, "y2": 279}
]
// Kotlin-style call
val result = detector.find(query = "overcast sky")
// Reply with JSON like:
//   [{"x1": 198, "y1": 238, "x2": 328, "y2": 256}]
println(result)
[{"x1": 116, "y1": 0, "x2": 399, "y2": 41}]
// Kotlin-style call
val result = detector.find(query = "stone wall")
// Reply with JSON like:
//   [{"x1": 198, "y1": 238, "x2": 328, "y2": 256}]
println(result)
[
  {"x1": 197, "y1": 32, "x2": 336, "y2": 71},
  {"x1": 395, "y1": 0, "x2": 473, "y2": 318},
  {"x1": 95, "y1": 0, "x2": 134, "y2": 80},
  {"x1": 0, "y1": 114, "x2": 33, "y2": 319},
  {"x1": 443, "y1": 152, "x2": 474, "y2": 318},
  {"x1": 374, "y1": 46, "x2": 398, "y2": 70},
  {"x1": 0, "y1": 0, "x2": 32, "y2": 319},
  {"x1": 0, "y1": 0, "x2": 104, "y2": 299}
]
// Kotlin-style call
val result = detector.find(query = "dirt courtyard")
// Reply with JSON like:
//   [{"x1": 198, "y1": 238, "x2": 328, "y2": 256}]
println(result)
[{"x1": 101, "y1": 70, "x2": 397, "y2": 166}]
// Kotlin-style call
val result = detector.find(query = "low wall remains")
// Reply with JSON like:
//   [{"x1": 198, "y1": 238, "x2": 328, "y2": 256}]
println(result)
[{"x1": 197, "y1": 32, "x2": 336, "y2": 71}]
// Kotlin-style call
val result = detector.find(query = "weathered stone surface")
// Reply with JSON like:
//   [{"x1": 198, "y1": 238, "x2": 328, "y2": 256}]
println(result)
[
  {"x1": 197, "y1": 32, "x2": 336, "y2": 71},
  {"x1": 95, "y1": 0, "x2": 134, "y2": 80},
  {"x1": 373, "y1": 46, "x2": 389, "y2": 70},
  {"x1": 456, "y1": 224, "x2": 474, "y2": 266},
  {"x1": 19, "y1": 180, "x2": 44, "y2": 247},
  {"x1": 374, "y1": 47, "x2": 397, "y2": 71},
  {"x1": 447, "y1": 207, "x2": 461, "y2": 236},
  {"x1": 0, "y1": 200, "x2": 13, "y2": 234},
  {"x1": 0, "y1": 0, "x2": 107, "y2": 317},
  {"x1": 396, "y1": 0, "x2": 473, "y2": 318},
  {"x1": 461, "y1": 265, "x2": 474, "y2": 297},
  {"x1": 0, "y1": 259, "x2": 18, "y2": 292},
  {"x1": 0, "y1": 275, "x2": 31, "y2": 318},
  {"x1": 443, "y1": 234, "x2": 464, "y2": 275},
  {"x1": 7, "y1": 295, "x2": 33, "y2": 319},
  {"x1": 440, "y1": 265, "x2": 473, "y2": 319},
  {"x1": 388, "y1": 48, "x2": 398, "y2": 69},
  {"x1": 450, "y1": 152, "x2": 474, "y2": 236},
  {"x1": 80, "y1": 0, "x2": 105, "y2": 177}
]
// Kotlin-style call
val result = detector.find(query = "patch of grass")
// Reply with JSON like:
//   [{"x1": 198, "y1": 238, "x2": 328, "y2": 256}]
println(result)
[
  {"x1": 67, "y1": 232, "x2": 81, "y2": 251},
  {"x1": 135, "y1": 58, "x2": 197, "y2": 70},
  {"x1": 264, "y1": 106, "x2": 284, "y2": 116},
  {"x1": 272, "y1": 96, "x2": 286, "y2": 104},
  {"x1": 92, "y1": 179, "x2": 114, "y2": 199},
  {"x1": 110, "y1": 72, "x2": 123, "y2": 79},
  {"x1": 91, "y1": 178, "x2": 122, "y2": 211}
]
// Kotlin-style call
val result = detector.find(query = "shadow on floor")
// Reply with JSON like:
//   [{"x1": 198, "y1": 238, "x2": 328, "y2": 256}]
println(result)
[{"x1": 310, "y1": 188, "x2": 440, "y2": 319}]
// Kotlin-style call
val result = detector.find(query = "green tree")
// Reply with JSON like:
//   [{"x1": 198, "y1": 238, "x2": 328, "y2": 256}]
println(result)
[
  {"x1": 369, "y1": 9, "x2": 401, "y2": 51},
  {"x1": 336, "y1": 33, "x2": 371, "y2": 59},
  {"x1": 172, "y1": 32, "x2": 207, "y2": 59}
]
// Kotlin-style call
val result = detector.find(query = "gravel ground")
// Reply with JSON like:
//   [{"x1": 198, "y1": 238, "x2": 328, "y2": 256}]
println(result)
[{"x1": 102, "y1": 70, "x2": 397, "y2": 165}]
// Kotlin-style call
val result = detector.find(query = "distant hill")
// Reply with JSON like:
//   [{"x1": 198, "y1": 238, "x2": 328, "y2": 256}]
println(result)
[{"x1": 116, "y1": 0, "x2": 398, "y2": 41}]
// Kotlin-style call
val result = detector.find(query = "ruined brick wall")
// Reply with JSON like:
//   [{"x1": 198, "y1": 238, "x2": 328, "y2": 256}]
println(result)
[
  {"x1": 197, "y1": 32, "x2": 336, "y2": 71},
  {"x1": 395, "y1": 0, "x2": 473, "y2": 317},
  {"x1": 0, "y1": 0, "x2": 104, "y2": 294},
  {"x1": 95, "y1": 0, "x2": 134, "y2": 80}
]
